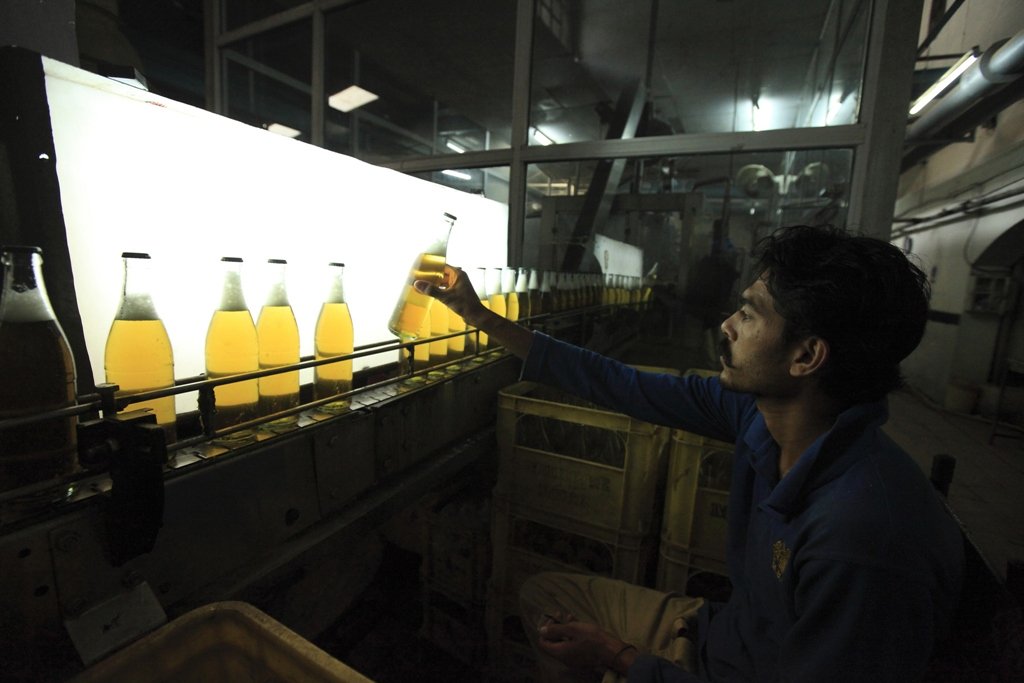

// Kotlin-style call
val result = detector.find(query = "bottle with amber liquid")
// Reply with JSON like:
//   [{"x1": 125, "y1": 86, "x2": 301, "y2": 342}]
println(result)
[
  {"x1": 314, "y1": 262, "x2": 354, "y2": 412},
  {"x1": 447, "y1": 300, "x2": 468, "y2": 364},
  {"x1": 487, "y1": 267, "x2": 507, "y2": 321},
  {"x1": 498, "y1": 267, "x2": 515, "y2": 321},
  {"x1": 257, "y1": 259, "x2": 300, "y2": 426},
  {"x1": 0, "y1": 245, "x2": 77, "y2": 499},
  {"x1": 528, "y1": 269, "x2": 542, "y2": 317},
  {"x1": 514, "y1": 267, "x2": 531, "y2": 322},
  {"x1": 205, "y1": 257, "x2": 259, "y2": 440},
  {"x1": 388, "y1": 212, "x2": 457, "y2": 341},
  {"x1": 104, "y1": 252, "x2": 177, "y2": 443},
  {"x1": 541, "y1": 271, "x2": 555, "y2": 316},
  {"x1": 472, "y1": 267, "x2": 491, "y2": 354}
]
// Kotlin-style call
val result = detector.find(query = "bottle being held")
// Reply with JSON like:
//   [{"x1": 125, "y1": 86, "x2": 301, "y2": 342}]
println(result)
[
  {"x1": 257, "y1": 259, "x2": 300, "y2": 428},
  {"x1": 205, "y1": 257, "x2": 259, "y2": 441},
  {"x1": 0, "y1": 245, "x2": 77, "y2": 500},
  {"x1": 314, "y1": 262, "x2": 354, "y2": 413},
  {"x1": 104, "y1": 252, "x2": 177, "y2": 443},
  {"x1": 388, "y1": 213, "x2": 457, "y2": 341}
]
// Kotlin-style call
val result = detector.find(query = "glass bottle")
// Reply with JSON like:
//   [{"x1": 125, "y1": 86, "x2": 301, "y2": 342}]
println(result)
[
  {"x1": 314, "y1": 262, "x2": 354, "y2": 413},
  {"x1": 473, "y1": 267, "x2": 490, "y2": 354},
  {"x1": 428, "y1": 286, "x2": 449, "y2": 371},
  {"x1": 204, "y1": 257, "x2": 259, "y2": 440},
  {"x1": 388, "y1": 212, "x2": 457, "y2": 341},
  {"x1": 502, "y1": 267, "x2": 518, "y2": 321},
  {"x1": 528, "y1": 268, "x2": 542, "y2": 317},
  {"x1": 541, "y1": 271, "x2": 555, "y2": 315},
  {"x1": 257, "y1": 258, "x2": 300, "y2": 427},
  {"x1": 514, "y1": 267, "x2": 531, "y2": 322},
  {"x1": 486, "y1": 267, "x2": 507, "y2": 319},
  {"x1": 103, "y1": 252, "x2": 176, "y2": 443},
  {"x1": 447, "y1": 299, "x2": 468, "y2": 363},
  {"x1": 0, "y1": 245, "x2": 77, "y2": 498}
]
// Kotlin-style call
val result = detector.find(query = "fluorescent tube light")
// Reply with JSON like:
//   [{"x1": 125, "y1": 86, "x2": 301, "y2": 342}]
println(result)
[
  {"x1": 909, "y1": 49, "x2": 979, "y2": 116},
  {"x1": 531, "y1": 127, "x2": 554, "y2": 145},
  {"x1": 442, "y1": 169, "x2": 471, "y2": 180},
  {"x1": 328, "y1": 85, "x2": 379, "y2": 113},
  {"x1": 446, "y1": 139, "x2": 466, "y2": 153},
  {"x1": 267, "y1": 123, "x2": 301, "y2": 138}
]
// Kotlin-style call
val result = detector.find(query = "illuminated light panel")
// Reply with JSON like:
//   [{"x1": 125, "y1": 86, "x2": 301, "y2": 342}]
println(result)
[
  {"x1": 267, "y1": 123, "x2": 301, "y2": 138},
  {"x1": 328, "y1": 85, "x2": 379, "y2": 113},
  {"x1": 445, "y1": 139, "x2": 466, "y2": 153},
  {"x1": 442, "y1": 169, "x2": 471, "y2": 180},
  {"x1": 531, "y1": 127, "x2": 554, "y2": 145}
]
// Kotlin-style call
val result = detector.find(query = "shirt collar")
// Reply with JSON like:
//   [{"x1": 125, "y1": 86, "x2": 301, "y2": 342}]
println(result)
[{"x1": 753, "y1": 399, "x2": 890, "y2": 519}]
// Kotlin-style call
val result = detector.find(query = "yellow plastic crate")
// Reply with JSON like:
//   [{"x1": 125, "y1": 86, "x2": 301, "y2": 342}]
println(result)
[
  {"x1": 661, "y1": 429, "x2": 732, "y2": 563},
  {"x1": 495, "y1": 373, "x2": 675, "y2": 535},
  {"x1": 73, "y1": 601, "x2": 374, "y2": 683}
]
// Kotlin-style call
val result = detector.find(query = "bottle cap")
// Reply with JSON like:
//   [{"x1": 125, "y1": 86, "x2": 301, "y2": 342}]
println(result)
[
  {"x1": 329, "y1": 262, "x2": 345, "y2": 267},
  {"x1": 121, "y1": 252, "x2": 151, "y2": 259},
  {"x1": 221, "y1": 256, "x2": 243, "y2": 263},
  {"x1": 268, "y1": 258, "x2": 287, "y2": 264},
  {"x1": 0, "y1": 245, "x2": 43, "y2": 254}
]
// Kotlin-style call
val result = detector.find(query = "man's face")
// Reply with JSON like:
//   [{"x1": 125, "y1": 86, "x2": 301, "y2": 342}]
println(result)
[{"x1": 718, "y1": 277, "x2": 799, "y2": 397}]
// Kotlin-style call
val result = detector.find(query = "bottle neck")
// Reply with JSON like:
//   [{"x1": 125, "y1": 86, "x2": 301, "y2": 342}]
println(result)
[
  {"x1": 325, "y1": 266, "x2": 347, "y2": 304},
  {"x1": 219, "y1": 265, "x2": 248, "y2": 311},
  {"x1": 264, "y1": 264, "x2": 290, "y2": 306},
  {"x1": 117, "y1": 257, "x2": 160, "y2": 320},
  {"x1": 1, "y1": 250, "x2": 58, "y2": 323}
]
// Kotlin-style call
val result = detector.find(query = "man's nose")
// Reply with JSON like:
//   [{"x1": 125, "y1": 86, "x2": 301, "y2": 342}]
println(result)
[{"x1": 721, "y1": 313, "x2": 737, "y2": 340}]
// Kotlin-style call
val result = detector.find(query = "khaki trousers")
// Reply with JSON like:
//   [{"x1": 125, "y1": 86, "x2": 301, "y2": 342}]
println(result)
[{"x1": 518, "y1": 572, "x2": 704, "y2": 683}]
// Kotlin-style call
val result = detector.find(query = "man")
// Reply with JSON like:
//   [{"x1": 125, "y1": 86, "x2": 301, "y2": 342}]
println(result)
[{"x1": 415, "y1": 225, "x2": 964, "y2": 682}]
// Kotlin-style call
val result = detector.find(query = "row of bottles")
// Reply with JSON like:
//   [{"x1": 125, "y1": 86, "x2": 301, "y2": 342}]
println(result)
[
  {"x1": 0, "y1": 225, "x2": 652, "y2": 495},
  {"x1": 104, "y1": 254, "x2": 355, "y2": 442}
]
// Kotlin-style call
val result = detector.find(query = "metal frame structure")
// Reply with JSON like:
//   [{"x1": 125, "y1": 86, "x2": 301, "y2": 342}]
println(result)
[{"x1": 202, "y1": 0, "x2": 922, "y2": 251}]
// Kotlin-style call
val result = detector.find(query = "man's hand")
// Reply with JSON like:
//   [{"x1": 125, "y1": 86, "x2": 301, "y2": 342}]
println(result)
[
  {"x1": 414, "y1": 265, "x2": 535, "y2": 359},
  {"x1": 538, "y1": 616, "x2": 638, "y2": 675},
  {"x1": 413, "y1": 266, "x2": 486, "y2": 327}
]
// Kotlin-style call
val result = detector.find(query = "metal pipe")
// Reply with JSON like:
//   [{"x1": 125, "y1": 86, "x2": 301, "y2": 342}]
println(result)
[{"x1": 906, "y1": 30, "x2": 1024, "y2": 144}]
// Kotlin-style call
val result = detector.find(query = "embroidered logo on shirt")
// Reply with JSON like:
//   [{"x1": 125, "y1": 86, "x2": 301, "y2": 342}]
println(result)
[{"x1": 771, "y1": 540, "x2": 791, "y2": 579}]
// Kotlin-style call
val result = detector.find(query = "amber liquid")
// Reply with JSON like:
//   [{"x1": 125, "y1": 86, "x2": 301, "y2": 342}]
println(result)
[
  {"x1": 0, "y1": 320, "x2": 77, "y2": 492},
  {"x1": 388, "y1": 253, "x2": 449, "y2": 339},
  {"x1": 506, "y1": 291, "x2": 520, "y2": 321},
  {"x1": 429, "y1": 300, "x2": 448, "y2": 367},
  {"x1": 256, "y1": 305, "x2": 300, "y2": 419},
  {"x1": 314, "y1": 302, "x2": 353, "y2": 410},
  {"x1": 206, "y1": 309, "x2": 260, "y2": 430},
  {"x1": 104, "y1": 319, "x2": 176, "y2": 441},
  {"x1": 447, "y1": 307, "x2": 467, "y2": 357},
  {"x1": 476, "y1": 298, "x2": 491, "y2": 350},
  {"x1": 488, "y1": 293, "x2": 507, "y2": 319}
]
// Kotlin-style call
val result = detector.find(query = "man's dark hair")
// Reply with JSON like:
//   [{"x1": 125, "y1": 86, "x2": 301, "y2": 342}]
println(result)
[{"x1": 753, "y1": 224, "x2": 930, "y2": 406}]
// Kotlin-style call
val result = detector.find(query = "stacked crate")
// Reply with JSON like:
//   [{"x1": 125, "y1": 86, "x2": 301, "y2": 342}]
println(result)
[
  {"x1": 656, "y1": 368, "x2": 733, "y2": 600},
  {"x1": 419, "y1": 489, "x2": 492, "y2": 668},
  {"x1": 487, "y1": 374, "x2": 676, "y2": 680}
]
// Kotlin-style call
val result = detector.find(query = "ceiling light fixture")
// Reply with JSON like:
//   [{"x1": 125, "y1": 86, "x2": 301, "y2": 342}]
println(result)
[
  {"x1": 266, "y1": 123, "x2": 301, "y2": 138},
  {"x1": 752, "y1": 98, "x2": 772, "y2": 132},
  {"x1": 442, "y1": 169, "x2": 471, "y2": 180},
  {"x1": 909, "y1": 48, "x2": 979, "y2": 116},
  {"x1": 446, "y1": 140, "x2": 466, "y2": 153},
  {"x1": 328, "y1": 85, "x2": 379, "y2": 113}
]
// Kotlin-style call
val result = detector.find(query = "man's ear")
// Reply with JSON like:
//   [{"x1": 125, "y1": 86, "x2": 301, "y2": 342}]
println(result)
[{"x1": 790, "y1": 336, "x2": 829, "y2": 378}]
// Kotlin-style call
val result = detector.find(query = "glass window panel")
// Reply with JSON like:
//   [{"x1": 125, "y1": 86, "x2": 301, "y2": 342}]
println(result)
[
  {"x1": 529, "y1": 0, "x2": 870, "y2": 143},
  {"x1": 223, "y1": 20, "x2": 311, "y2": 141},
  {"x1": 324, "y1": 0, "x2": 516, "y2": 163},
  {"x1": 411, "y1": 167, "x2": 511, "y2": 206},
  {"x1": 522, "y1": 150, "x2": 854, "y2": 288},
  {"x1": 225, "y1": 0, "x2": 308, "y2": 32}
]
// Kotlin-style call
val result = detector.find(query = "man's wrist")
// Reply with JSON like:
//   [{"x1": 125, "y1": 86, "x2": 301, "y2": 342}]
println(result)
[{"x1": 607, "y1": 642, "x2": 638, "y2": 675}]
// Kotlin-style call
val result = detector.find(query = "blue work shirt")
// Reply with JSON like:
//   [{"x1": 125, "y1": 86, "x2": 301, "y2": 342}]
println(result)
[{"x1": 522, "y1": 332, "x2": 964, "y2": 682}]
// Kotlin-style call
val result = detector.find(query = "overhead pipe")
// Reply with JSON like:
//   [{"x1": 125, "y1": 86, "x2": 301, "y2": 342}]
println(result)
[{"x1": 905, "y1": 30, "x2": 1024, "y2": 145}]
